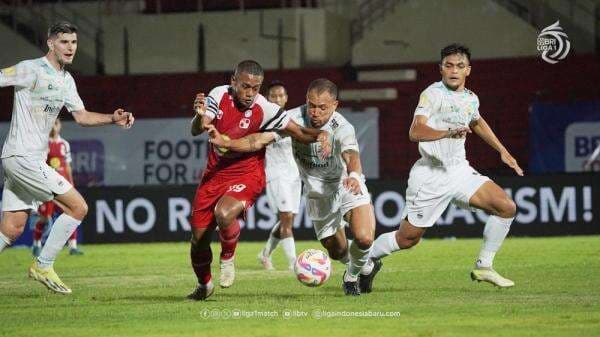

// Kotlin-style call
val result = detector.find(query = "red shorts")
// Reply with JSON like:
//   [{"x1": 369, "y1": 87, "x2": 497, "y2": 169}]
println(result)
[
  {"x1": 190, "y1": 170, "x2": 265, "y2": 229},
  {"x1": 38, "y1": 201, "x2": 56, "y2": 218}
]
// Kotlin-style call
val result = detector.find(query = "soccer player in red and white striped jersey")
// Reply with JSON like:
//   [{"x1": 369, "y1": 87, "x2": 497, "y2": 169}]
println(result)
[{"x1": 186, "y1": 60, "x2": 330, "y2": 301}]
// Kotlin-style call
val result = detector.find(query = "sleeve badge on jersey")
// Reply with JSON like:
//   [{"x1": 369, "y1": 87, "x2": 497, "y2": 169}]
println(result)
[
  {"x1": 0, "y1": 66, "x2": 16, "y2": 76},
  {"x1": 417, "y1": 93, "x2": 430, "y2": 108}
]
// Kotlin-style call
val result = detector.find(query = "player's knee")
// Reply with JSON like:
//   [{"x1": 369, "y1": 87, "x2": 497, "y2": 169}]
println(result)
[
  {"x1": 497, "y1": 198, "x2": 517, "y2": 218},
  {"x1": 279, "y1": 226, "x2": 293, "y2": 238},
  {"x1": 73, "y1": 200, "x2": 89, "y2": 220},
  {"x1": 353, "y1": 235, "x2": 373, "y2": 249},
  {"x1": 3, "y1": 222, "x2": 26, "y2": 241},
  {"x1": 214, "y1": 207, "x2": 235, "y2": 227}
]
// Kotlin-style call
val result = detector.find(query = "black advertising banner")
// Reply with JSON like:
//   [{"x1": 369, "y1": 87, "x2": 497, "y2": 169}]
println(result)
[{"x1": 80, "y1": 174, "x2": 599, "y2": 243}]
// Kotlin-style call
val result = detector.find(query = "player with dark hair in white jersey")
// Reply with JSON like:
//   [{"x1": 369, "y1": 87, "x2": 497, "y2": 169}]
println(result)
[
  {"x1": 361, "y1": 43, "x2": 523, "y2": 291},
  {"x1": 258, "y1": 81, "x2": 301, "y2": 271},
  {"x1": 0, "y1": 21, "x2": 134, "y2": 294}
]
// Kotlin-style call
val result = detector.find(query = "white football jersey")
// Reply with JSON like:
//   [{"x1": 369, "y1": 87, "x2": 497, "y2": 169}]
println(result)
[
  {"x1": 414, "y1": 81, "x2": 480, "y2": 166},
  {"x1": 0, "y1": 57, "x2": 84, "y2": 161},
  {"x1": 265, "y1": 136, "x2": 299, "y2": 182},
  {"x1": 286, "y1": 105, "x2": 359, "y2": 197}
]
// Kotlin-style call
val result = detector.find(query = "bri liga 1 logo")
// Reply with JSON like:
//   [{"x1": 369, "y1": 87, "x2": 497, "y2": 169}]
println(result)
[{"x1": 537, "y1": 21, "x2": 570, "y2": 64}]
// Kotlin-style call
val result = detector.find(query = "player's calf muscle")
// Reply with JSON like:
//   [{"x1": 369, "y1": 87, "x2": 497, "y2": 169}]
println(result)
[{"x1": 321, "y1": 237, "x2": 347, "y2": 260}]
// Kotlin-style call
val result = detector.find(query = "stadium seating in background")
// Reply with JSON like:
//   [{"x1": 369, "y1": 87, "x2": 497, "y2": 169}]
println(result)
[{"x1": 143, "y1": 0, "x2": 318, "y2": 13}]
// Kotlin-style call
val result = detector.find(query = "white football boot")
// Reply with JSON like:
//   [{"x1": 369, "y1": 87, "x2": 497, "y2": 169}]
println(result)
[{"x1": 471, "y1": 267, "x2": 515, "y2": 288}]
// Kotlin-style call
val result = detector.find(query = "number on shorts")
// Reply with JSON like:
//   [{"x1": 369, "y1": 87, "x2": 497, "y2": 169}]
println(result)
[{"x1": 228, "y1": 184, "x2": 247, "y2": 193}]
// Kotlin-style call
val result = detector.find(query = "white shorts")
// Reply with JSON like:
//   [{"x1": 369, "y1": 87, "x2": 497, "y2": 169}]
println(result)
[
  {"x1": 401, "y1": 159, "x2": 490, "y2": 228},
  {"x1": 1, "y1": 156, "x2": 72, "y2": 212},
  {"x1": 307, "y1": 179, "x2": 371, "y2": 240},
  {"x1": 266, "y1": 177, "x2": 302, "y2": 214}
]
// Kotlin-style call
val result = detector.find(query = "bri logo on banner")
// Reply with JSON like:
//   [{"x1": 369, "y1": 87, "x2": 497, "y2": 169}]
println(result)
[{"x1": 70, "y1": 140, "x2": 105, "y2": 186}]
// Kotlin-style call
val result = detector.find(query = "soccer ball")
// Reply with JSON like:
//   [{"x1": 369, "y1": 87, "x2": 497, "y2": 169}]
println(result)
[{"x1": 294, "y1": 249, "x2": 332, "y2": 287}]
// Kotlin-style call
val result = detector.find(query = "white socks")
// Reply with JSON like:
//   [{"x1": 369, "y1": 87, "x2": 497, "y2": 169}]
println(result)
[
  {"x1": 263, "y1": 222, "x2": 296, "y2": 268},
  {"x1": 68, "y1": 239, "x2": 77, "y2": 250},
  {"x1": 0, "y1": 231, "x2": 11, "y2": 253},
  {"x1": 37, "y1": 214, "x2": 81, "y2": 268},
  {"x1": 477, "y1": 215, "x2": 513, "y2": 268},
  {"x1": 346, "y1": 241, "x2": 372, "y2": 280},
  {"x1": 370, "y1": 231, "x2": 400, "y2": 260},
  {"x1": 264, "y1": 222, "x2": 280, "y2": 256},
  {"x1": 279, "y1": 237, "x2": 296, "y2": 268}
]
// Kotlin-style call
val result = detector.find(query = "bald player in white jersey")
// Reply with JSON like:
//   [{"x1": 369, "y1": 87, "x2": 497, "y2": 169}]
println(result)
[
  {"x1": 0, "y1": 22, "x2": 134, "y2": 294},
  {"x1": 259, "y1": 81, "x2": 301, "y2": 271},
  {"x1": 364, "y1": 43, "x2": 523, "y2": 290},
  {"x1": 207, "y1": 79, "x2": 377, "y2": 296}
]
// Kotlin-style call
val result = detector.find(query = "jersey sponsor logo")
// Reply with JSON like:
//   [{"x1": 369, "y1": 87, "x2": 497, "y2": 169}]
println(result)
[
  {"x1": 537, "y1": 21, "x2": 570, "y2": 64},
  {"x1": 330, "y1": 118, "x2": 339, "y2": 129},
  {"x1": 216, "y1": 110, "x2": 224, "y2": 120},
  {"x1": 239, "y1": 118, "x2": 251, "y2": 129},
  {"x1": 44, "y1": 105, "x2": 61, "y2": 114}
]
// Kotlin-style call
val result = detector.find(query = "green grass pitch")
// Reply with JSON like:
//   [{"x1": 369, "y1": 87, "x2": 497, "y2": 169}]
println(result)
[{"x1": 1, "y1": 236, "x2": 599, "y2": 337}]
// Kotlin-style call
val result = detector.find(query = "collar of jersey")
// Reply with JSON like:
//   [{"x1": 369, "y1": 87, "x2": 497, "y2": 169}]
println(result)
[{"x1": 42, "y1": 56, "x2": 66, "y2": 77}]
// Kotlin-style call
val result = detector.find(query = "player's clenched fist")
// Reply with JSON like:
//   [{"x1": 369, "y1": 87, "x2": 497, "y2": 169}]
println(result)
[
  {"x1": 343, "y1": 175, "x2": 362, "y2": 195},
  {"x1": 112, "y1": 108, "x2": 134, "y2": 129},
  {"x1": 194, "y1": 93, "x2": 207, "y2": 117}
]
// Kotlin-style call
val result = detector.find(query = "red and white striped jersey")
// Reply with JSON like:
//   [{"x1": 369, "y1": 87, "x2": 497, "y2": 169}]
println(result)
[{"x1": 202, "y1": 85, "x2": 290, "y2": 179}]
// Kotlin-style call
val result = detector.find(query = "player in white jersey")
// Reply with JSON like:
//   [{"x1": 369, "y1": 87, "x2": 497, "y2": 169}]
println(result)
[
  {"x1": 258, "y1": 81, "x2": 301, "y2": 271},
  {"x1": 0, "y1": 22, "x2": 134, "y2": 294},
  {"x1": 364, "y1": 44, "x2": 523, "y2": 290},
  {"x1": 207, "y1": 79, "x2": 377, "y2": 296}
]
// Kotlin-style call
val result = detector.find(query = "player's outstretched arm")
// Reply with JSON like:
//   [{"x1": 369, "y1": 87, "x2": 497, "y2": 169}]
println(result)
[
  {"x1": 409, "y1": 115, "x2": 470, "y2": 142},
  {"x1": 282, "y1": 120, "x2": 331, "y2": 158},
  {"x1": 470, "y1": 117, "x2": 524, "y2": 176},
  {"x1": 0, "y1": 63, "x2": 37, "y2": 89},
  {"x1": 72, "y1": 108, "x2": 134, "y2": 128},
  {"x1": 207, "y1": 125, "x2": 276, "y2": 152}
]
